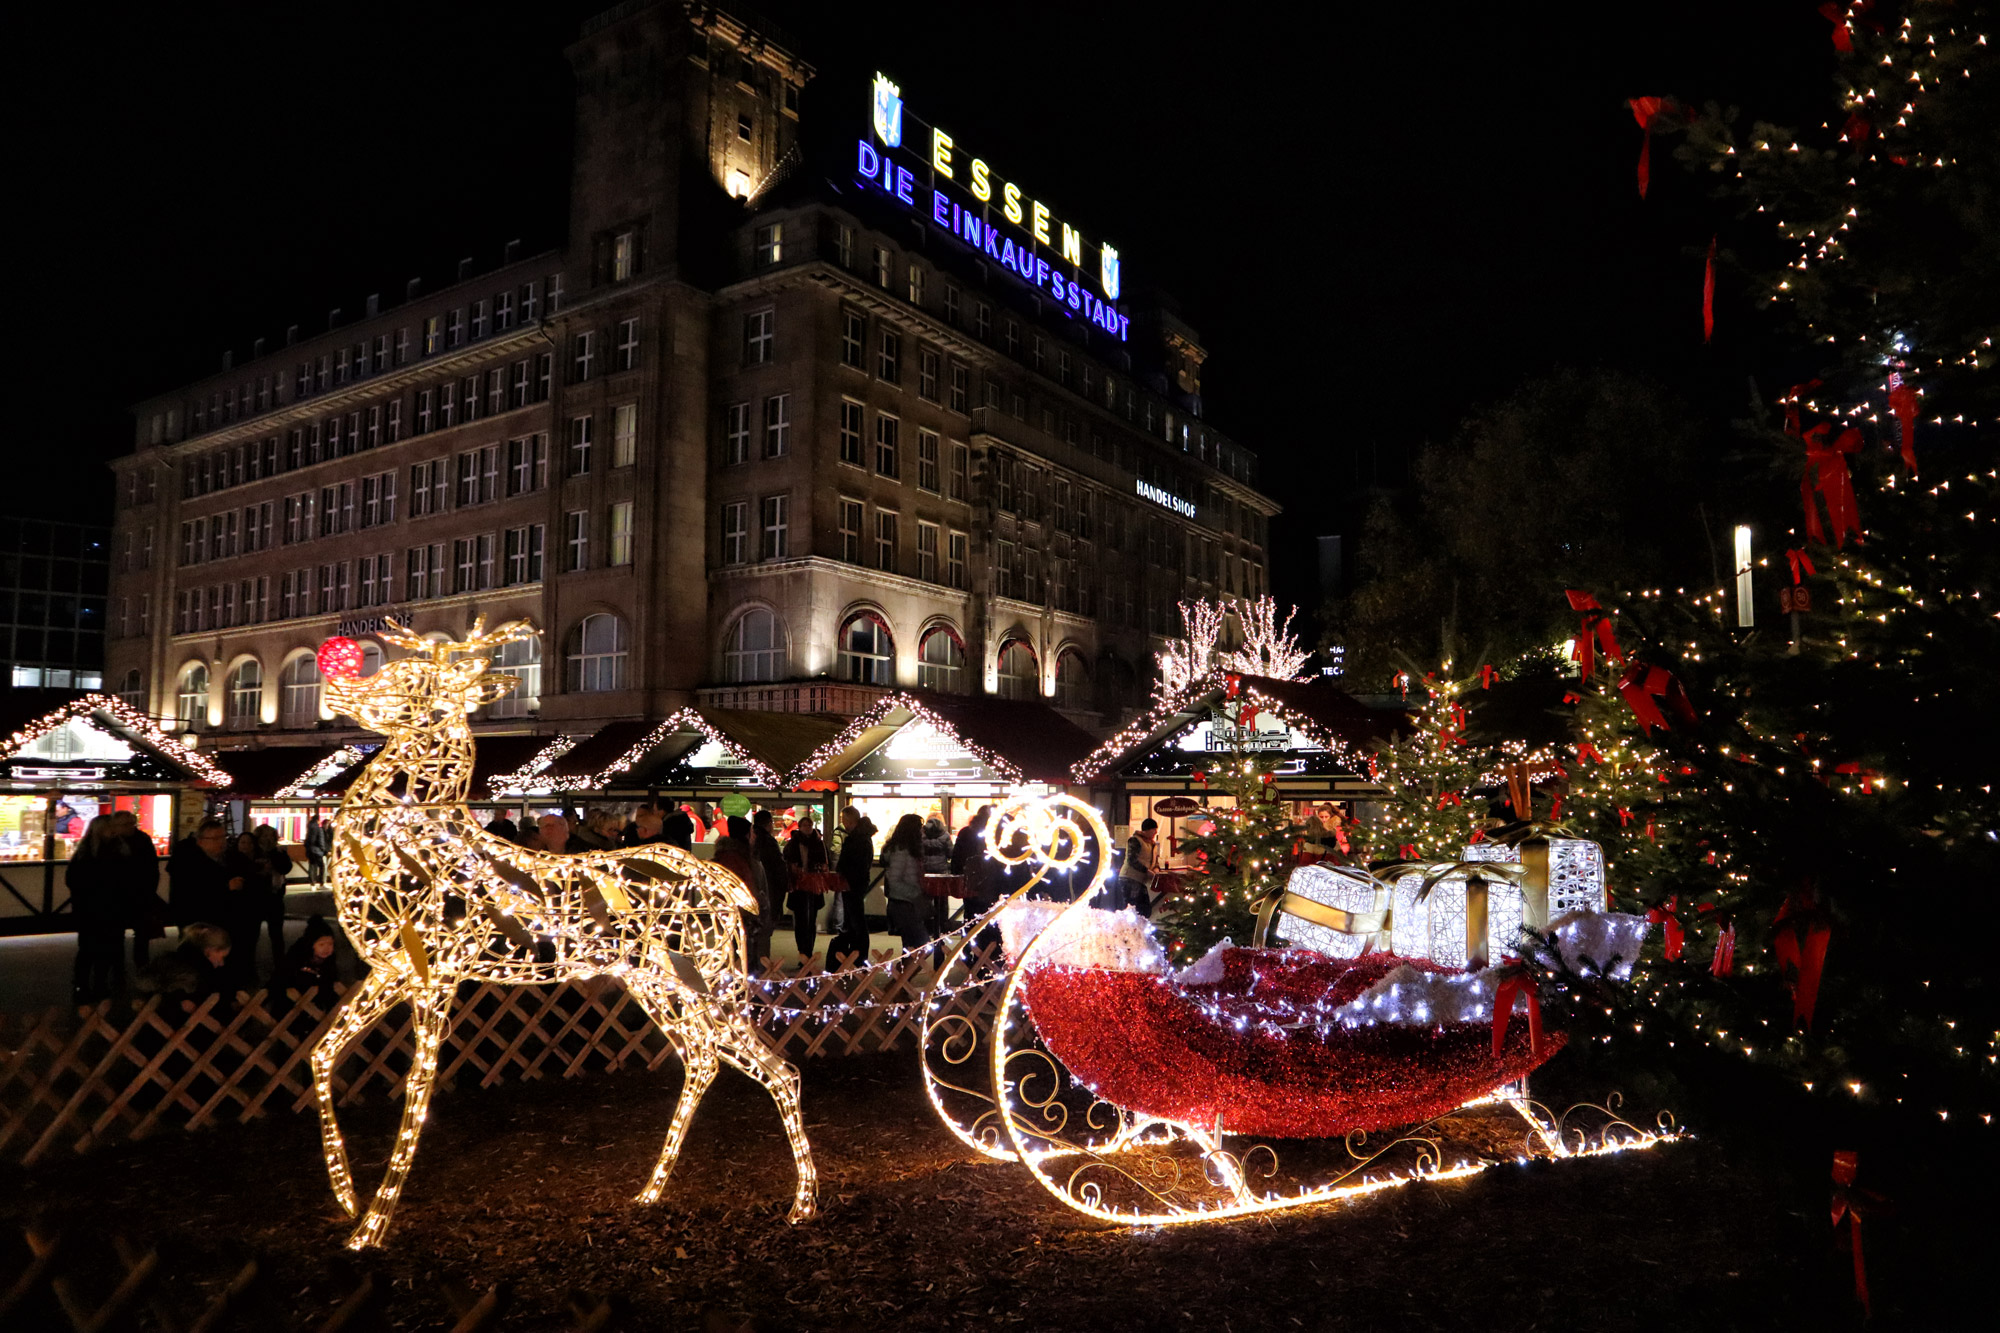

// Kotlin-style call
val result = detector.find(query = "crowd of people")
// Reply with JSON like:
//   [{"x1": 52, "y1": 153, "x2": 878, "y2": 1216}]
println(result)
[{"x1": 62, "y1": 798, "x2": 1174, "y2": 1011}]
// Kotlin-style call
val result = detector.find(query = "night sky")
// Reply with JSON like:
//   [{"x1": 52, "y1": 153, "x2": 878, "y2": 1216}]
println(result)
[{"x1": 22, "y1": 0, "x2": 1834, "y2": 613}]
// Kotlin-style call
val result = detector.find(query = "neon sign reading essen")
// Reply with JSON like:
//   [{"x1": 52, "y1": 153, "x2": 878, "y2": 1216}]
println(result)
[
  {"x1": 856, "y1": 74, "x2": 1129, "y2": 343},
  {"x1": 1136, "y1": 478, "x2": 1195, "y2": 518}
]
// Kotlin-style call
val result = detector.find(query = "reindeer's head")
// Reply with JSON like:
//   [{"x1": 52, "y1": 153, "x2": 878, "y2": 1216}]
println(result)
[{"x1": 320, "y1": 619, "x2": 538, "y2": 737}]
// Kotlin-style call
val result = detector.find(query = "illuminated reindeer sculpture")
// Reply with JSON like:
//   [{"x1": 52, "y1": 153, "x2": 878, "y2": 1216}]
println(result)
[{"x1": 308, "y1": 620, "x2": 816, "y2": 1249}]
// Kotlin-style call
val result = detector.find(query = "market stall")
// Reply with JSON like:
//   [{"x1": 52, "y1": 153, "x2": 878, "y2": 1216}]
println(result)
[
  {"x1": 0, "y1": 691, "x2": 232, "y2": 931},
  {"x1": 1071, "y1": 674, "x2": 1405, "y2": 868}
]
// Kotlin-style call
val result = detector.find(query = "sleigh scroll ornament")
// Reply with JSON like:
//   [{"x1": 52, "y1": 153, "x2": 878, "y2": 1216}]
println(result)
[{"x1": 308, "y1": 622, "x2": 816, "y2": 1250}]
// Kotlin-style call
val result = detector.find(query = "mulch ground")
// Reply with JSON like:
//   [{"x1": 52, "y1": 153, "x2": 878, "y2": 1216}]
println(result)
[{"x1": 1, "y1": 1046, "x2": 1978, "y2": 1331}]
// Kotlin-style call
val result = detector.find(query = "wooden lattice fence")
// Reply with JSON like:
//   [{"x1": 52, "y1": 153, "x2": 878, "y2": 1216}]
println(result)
[{"x1": 0, "y1": 943, "x2": 1003, "y2": 1170}]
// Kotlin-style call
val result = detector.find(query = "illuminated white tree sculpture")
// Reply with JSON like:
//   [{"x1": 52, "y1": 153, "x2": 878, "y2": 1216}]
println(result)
[
  {"x1": 309, "y1": 620, "x2": 816, "y2": 1249},
  {"x1": 1154, "y1": 598, "x2": 1230, "y2": 700},
  {"x1": 1222, "y1": 596, "x2": 1312, "y2": 681}
]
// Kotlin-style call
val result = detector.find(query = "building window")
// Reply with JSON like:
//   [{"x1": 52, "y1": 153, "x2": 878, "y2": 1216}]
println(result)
[
  {"x1": 838, "y1": 400, "x2": 865, "y2": 465},
  {"x1": 1054, "y1": 650, "x2": 1088, "y2": 710},
  {"x1": 875, "y1": 510, "x2": 898, "y2": 574},
  {"x1": 506, "y1": 435, "x2": 548, "y2": 496},
  {"x1": 947, "y1": 530, "x2": 968, "y2": 590},
  {"x1": 611, "y1": 403, "x2": 637, "y2": 467},
  {"x1": 943, "y1": 285, "x2": 960, "y2": 325},
  {"x1": 918, "y1": 627, "x2": 964, "y2": 692},
  {"x1": 755, "y1": 223, "x2": 782, "y2": 267},
  {"x1": 423, "y1": 317, "x2": 441, "y2": 356},
  {"x1": 721, "y1": 501, "x2": 748, "y2": 564},
  {"x1": 916, "y1": 520, "x2": 939, "y2": 582},
  {"x1": 838, "y1": 499, "x2": 863, "y2": 564},
  {"x1": 760, "y1": 394, "x2": 792, "y2": 458},
  {"x1": 917, "y1": 348, "x2": 940, "y2": 402},
  {"x1": 566, "y1": 613, "x2": 628, "y2": 692},
  {"x1": 227, "y1": 660, "x2": 261, "y2": 728},
  {"x1": 997, "y1": 640, "x2": 1039, "y2": 701},
  {"x1": 743, "y1": 309, "x2": 774, "y2": 364},
  {"x1": 874, "y1": 413, "x2": 899, "y2": 478},
  {"x1": 737, "y1": 111, "x2": 753, "y2": 142},
  {"x1": 724, "y1": 608, "x2": 787, "y2": 683},
  {"x1": 974, "y1": 301, "x2": 991, "y2": 340},
  {"x1": 573, "y1": 330, "x2": 596, "y2": 382},
  {"x1": 761, "y1": 494, "x2": 789, "y2": 559},
  {"x1": 569, "y1": 414, "x2": 593, "y2": 475},
  {"x1": 872, "y1": 246, "x2": 892, "y2": 288},
  {"x1": 837, "y1": 613, "x2": 894, "y2": 685},
  {"x1": 502, "y1": 524, "x2": 545, "y2": 585},
  {"x1": 1031, "y1": 334, "x2": 1046, "y2": 372},
  {"x1": 609, "y1": 501, "x2": 634, "y2": 565},
  {"x1": 907, "y1": 264, "x2": 926, "y2": 305},
  {"x1": 280, "y1": 655, "x2": 320, "y2": 728},
  {"x1": 724, "y1": 402, "x2": 751, "y2": 465},
  {"x1": 565, "y1": 510, "x2": 589, "y2": 571},
  {"x1": 1004, "y1": 320, "x2": 1020, "y2": 356},
  {"x1": 831, "y1": 222, "x2": 853, "y2": 267},
  {"x1": 615, "y1": 318, "x2": 639, "y2": 371},
  {"x1": 487, "y1": 634, "x2": 542, "y2": 719},
  {"x1": 177, "y1": 665, "x2": 209, "y2": 732},
  {"x1": 916, "y1": 429, "x2": 940, "y2": 493},
  {"x1": 841, "y1": 309, "x2": 865, "y2": 368},
  {"x1": 119, "y1": 669, "x2": 145, "y2": 710},
  {"x1": 612, "y1": 229, "x2": 636, "y2": 282},
  {"x1": 878, "y1": 329, "x2": 901, "y2": 382}
]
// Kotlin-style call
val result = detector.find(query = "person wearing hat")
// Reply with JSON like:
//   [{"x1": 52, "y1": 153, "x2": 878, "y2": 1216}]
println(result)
[
  {"x1": 1119, "y1": 818, "x2": 1159, "y2": 917},
  {"x1": 272, "y1": 915, "x2": 342, "y2": 1003}
]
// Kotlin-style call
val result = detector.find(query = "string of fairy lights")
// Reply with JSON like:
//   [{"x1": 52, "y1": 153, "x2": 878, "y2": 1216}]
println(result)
[{"x1": 1, "y1": 693, "x2": 234, "y2": 788}]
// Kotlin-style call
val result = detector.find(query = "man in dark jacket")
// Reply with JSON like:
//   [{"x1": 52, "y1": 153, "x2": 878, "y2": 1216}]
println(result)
[
  {"x1": 167, "y1": 820, "x2": 249, "y2": 934},
  {"x1": 826, "y1": 805, "x2": 876, "y2": 969},
  {"x1": 750, "y1": 809, "x2": 792, "y2": 965},
  {"x1": 660, "y1": 804, "x2": 696, "y2": 851}
]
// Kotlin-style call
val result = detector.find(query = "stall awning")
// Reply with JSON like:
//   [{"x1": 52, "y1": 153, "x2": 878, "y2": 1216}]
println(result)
[
  {"x1": 788, "y1": 690, "x2": 1099, "y2": 789},
  {"x1": 210, "y1": 745, "x2": 349, "y2": 799},
  {"x1": 0, "y1": 692, "x2": 231, "y2": 788},
  {"x1": 489, "y1": 710, "x2": 852, "y2": 795},
  {"x1": 1073, "y1": 674, "x2": 1406, "y2": 787}
]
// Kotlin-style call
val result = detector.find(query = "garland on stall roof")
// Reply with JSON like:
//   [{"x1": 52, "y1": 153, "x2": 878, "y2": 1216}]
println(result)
[
  {"x1": 782, "y1": 692, "x2": 1027, "y2": 789},
  {"x1": 595, "y1": 708, "x2": 783, "y2": 791},
  {"x1": 2, "y1": 694, "x2": 233, "y2": 787},
  {"x1": 1069, "y1": 672, "x2": 1368, "y2": 785},
  {"x1": 484, "y1": 734, "x2": 588, "y2": 798},
  {"x1": 272, "y1": 744, "x2": 374, "y2": 800}
]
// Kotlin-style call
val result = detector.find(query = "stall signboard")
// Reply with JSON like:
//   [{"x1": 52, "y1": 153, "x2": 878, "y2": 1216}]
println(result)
[
  {"x1": 1174, "y1": 710, "x2": 1322, "y2": 756},
  {"x1": 842, "y1": 722, "x2": 1003, "y2": 785},
  {"x1": 656, "y1": 737, "x2": 763, "y2": 789}
]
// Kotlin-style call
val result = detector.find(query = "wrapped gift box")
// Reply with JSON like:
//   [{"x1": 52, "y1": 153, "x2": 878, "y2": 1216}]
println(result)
[{"x1": 1270, "y1": 864, "x2": 1392, "y2": 959}]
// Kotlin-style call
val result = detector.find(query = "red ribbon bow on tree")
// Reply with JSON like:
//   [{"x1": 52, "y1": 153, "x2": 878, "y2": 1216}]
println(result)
[
  {"x1": 1801, "y1": 423, "x2": 1864, "y2": 547},
  {"x1": 1818, "y1": 1, "x2": 1855, "y2": 51},
  {"x1": 1646, "y1": 896, "x2": 1685, "y2": 961},
  {"x1": 1830, "y1": 1150, "x2": 1881, "y2": 1317},
  {"x1": 1695, "y1": 905, "x2": 1736, "y2": 976},
  {"x1": 1885, "y1": 371, "x2": 1919, "y2": 474},
  {"x1": 1702, "y1": 235, "x2": 1717, "y2": 343},
  {"x1": 1785, "y1": 548, "x2": 1816, "y2": 584},
  {"x1": 1833, "y1": 760, "x2": 1881, "y2": 793},
  {"x1": 1224, "y1": 672, "x2": 1244, "y2": 700},
  {"x1": 1436, "y1": 791, "x2": 1463, "y2": 810},
  {"x1": 1565, "y1": 590, "x2": 1625, "y2": 679},
  {"x1": 1577, "y1": 740, "x2": 1605, "y2": 764},
  {"x1": 1617, "y1": 663, "x2": 1697, "y2": 734},
  {"x1": 1491, "y1": 965, "x2": 1545, "y2": 1057},
  {"x1": 1479, "y1": 663, "x2": 1499, "y2": 689},
  {"x1": 1628, "y1": 97, "x2": 1669, "y2": 198},
  {"x1": 1774, "y1": 888, "x2": 1833, "y2": 1030}
]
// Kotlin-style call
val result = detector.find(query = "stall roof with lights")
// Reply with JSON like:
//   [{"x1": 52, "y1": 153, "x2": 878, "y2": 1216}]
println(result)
[
  {"x1": 0, "y1": 691, "x2": 231, "y2": 788},
  {"x1": 210, "y1": 744, "x2": 352, "y2": 799},
  {"x1": 1072, "y1": 675, "x2": 1405, "y2": 793},
  {"x1": 486, "y1": 711, "x2": 852, "y2": 798},
  {"x1": 788, "y1": 691, "x2": 1100, "y2": 790}
]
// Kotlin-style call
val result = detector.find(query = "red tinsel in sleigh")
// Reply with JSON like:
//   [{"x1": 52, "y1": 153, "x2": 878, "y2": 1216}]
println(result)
[{"x1": 1019, "y1": 948, "x2": 1563, "y2": 1139}]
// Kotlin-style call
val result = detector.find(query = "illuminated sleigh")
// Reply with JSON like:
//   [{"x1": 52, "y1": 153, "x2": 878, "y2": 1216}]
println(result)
[{"x1": 919, "y1": 796, "x2": 1677, "y2": 1225}]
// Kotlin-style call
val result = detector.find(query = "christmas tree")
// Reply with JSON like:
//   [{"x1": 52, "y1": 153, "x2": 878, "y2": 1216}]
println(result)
[
  {"x1": 1157, "y1": 692, "x2": 1301, "y2": 962},
  {"x1": 1356, "y1": 671, "x2": 1498, "y2": 863},
  {"x1": 1584, "y1": 3, "x2": 1998, "y2": 1128}
]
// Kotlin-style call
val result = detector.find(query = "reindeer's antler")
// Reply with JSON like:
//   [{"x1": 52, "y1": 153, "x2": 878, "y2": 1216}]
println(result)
[
  {"x1": 377, "y1": 620, "x2": 433, "y2": 654},
  {"x1": 375, "y1": 617, "x2": 538, "y2": 661}
]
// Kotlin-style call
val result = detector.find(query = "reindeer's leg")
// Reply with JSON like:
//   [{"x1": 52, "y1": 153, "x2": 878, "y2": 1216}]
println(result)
[
  {"x1": 629, "y1": 981, "x2": 718, "y2": 1205},
  {"x1": 346, "y1": 985, "x2": 454, "y2": 1250},
  {"x1": 309, "y1": 968, "x2": 401, "y2": 1218},
  {"x1": 714, "y1": 1016, "x2": 817, "y2": 1224}
]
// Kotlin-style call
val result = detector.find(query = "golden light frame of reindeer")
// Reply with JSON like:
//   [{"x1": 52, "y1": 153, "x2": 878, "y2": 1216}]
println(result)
[
  {"x1": 309, "y1": 621, "x2": 817, "y2": 1250},
  {"x1": 917, "y1": 794, "x2": 1682, "y2": 1227}
]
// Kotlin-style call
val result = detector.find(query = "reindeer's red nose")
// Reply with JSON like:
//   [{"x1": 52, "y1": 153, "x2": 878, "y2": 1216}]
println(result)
[{"x1": 318, "y1": 636, "x2": 365, "y2": 680}]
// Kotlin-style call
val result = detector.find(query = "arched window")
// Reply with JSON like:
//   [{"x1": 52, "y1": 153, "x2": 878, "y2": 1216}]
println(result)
[
  {"x1": 280, "y1": 654, "x2": 322, "y2": 729},
  {"x1": 724, "y1": 608, "x2": 787, "y2": 683},
  {"x1": 567, "y1": 613, "x2": 629, "y2": 692},
  {"x1": 917, "y1": 626, "x2": 965, "y2": 692},
  {"x1": 359, "y1": 641, "x2": 385, "y2": 677},
  {"x1": 227, "y1": 660, "x2": 262, "y2": 728},
  {"x1": 996, "y1": 639, "x2": 1038, "y2": 701},
  {"x1": 836, "y1": 613, "x2": 894, "y2": 684},
  {"x1": 118, "y1": 668, "x2": 144, "y2": 710},
  {"x1": 1054, "y1": 649, "x2": 1089, "y2": 710},
  {"x1": 487, "y1": 634, "x2": 542, "y2": 718},
  {"x1": 177, "y1": 665, "x2": 209, "y2": 732}
]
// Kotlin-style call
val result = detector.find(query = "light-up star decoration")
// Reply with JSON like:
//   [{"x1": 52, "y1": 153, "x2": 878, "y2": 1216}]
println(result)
[{"x1": 308, "y1": 620, "x2": 816, "y2": 1249}]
